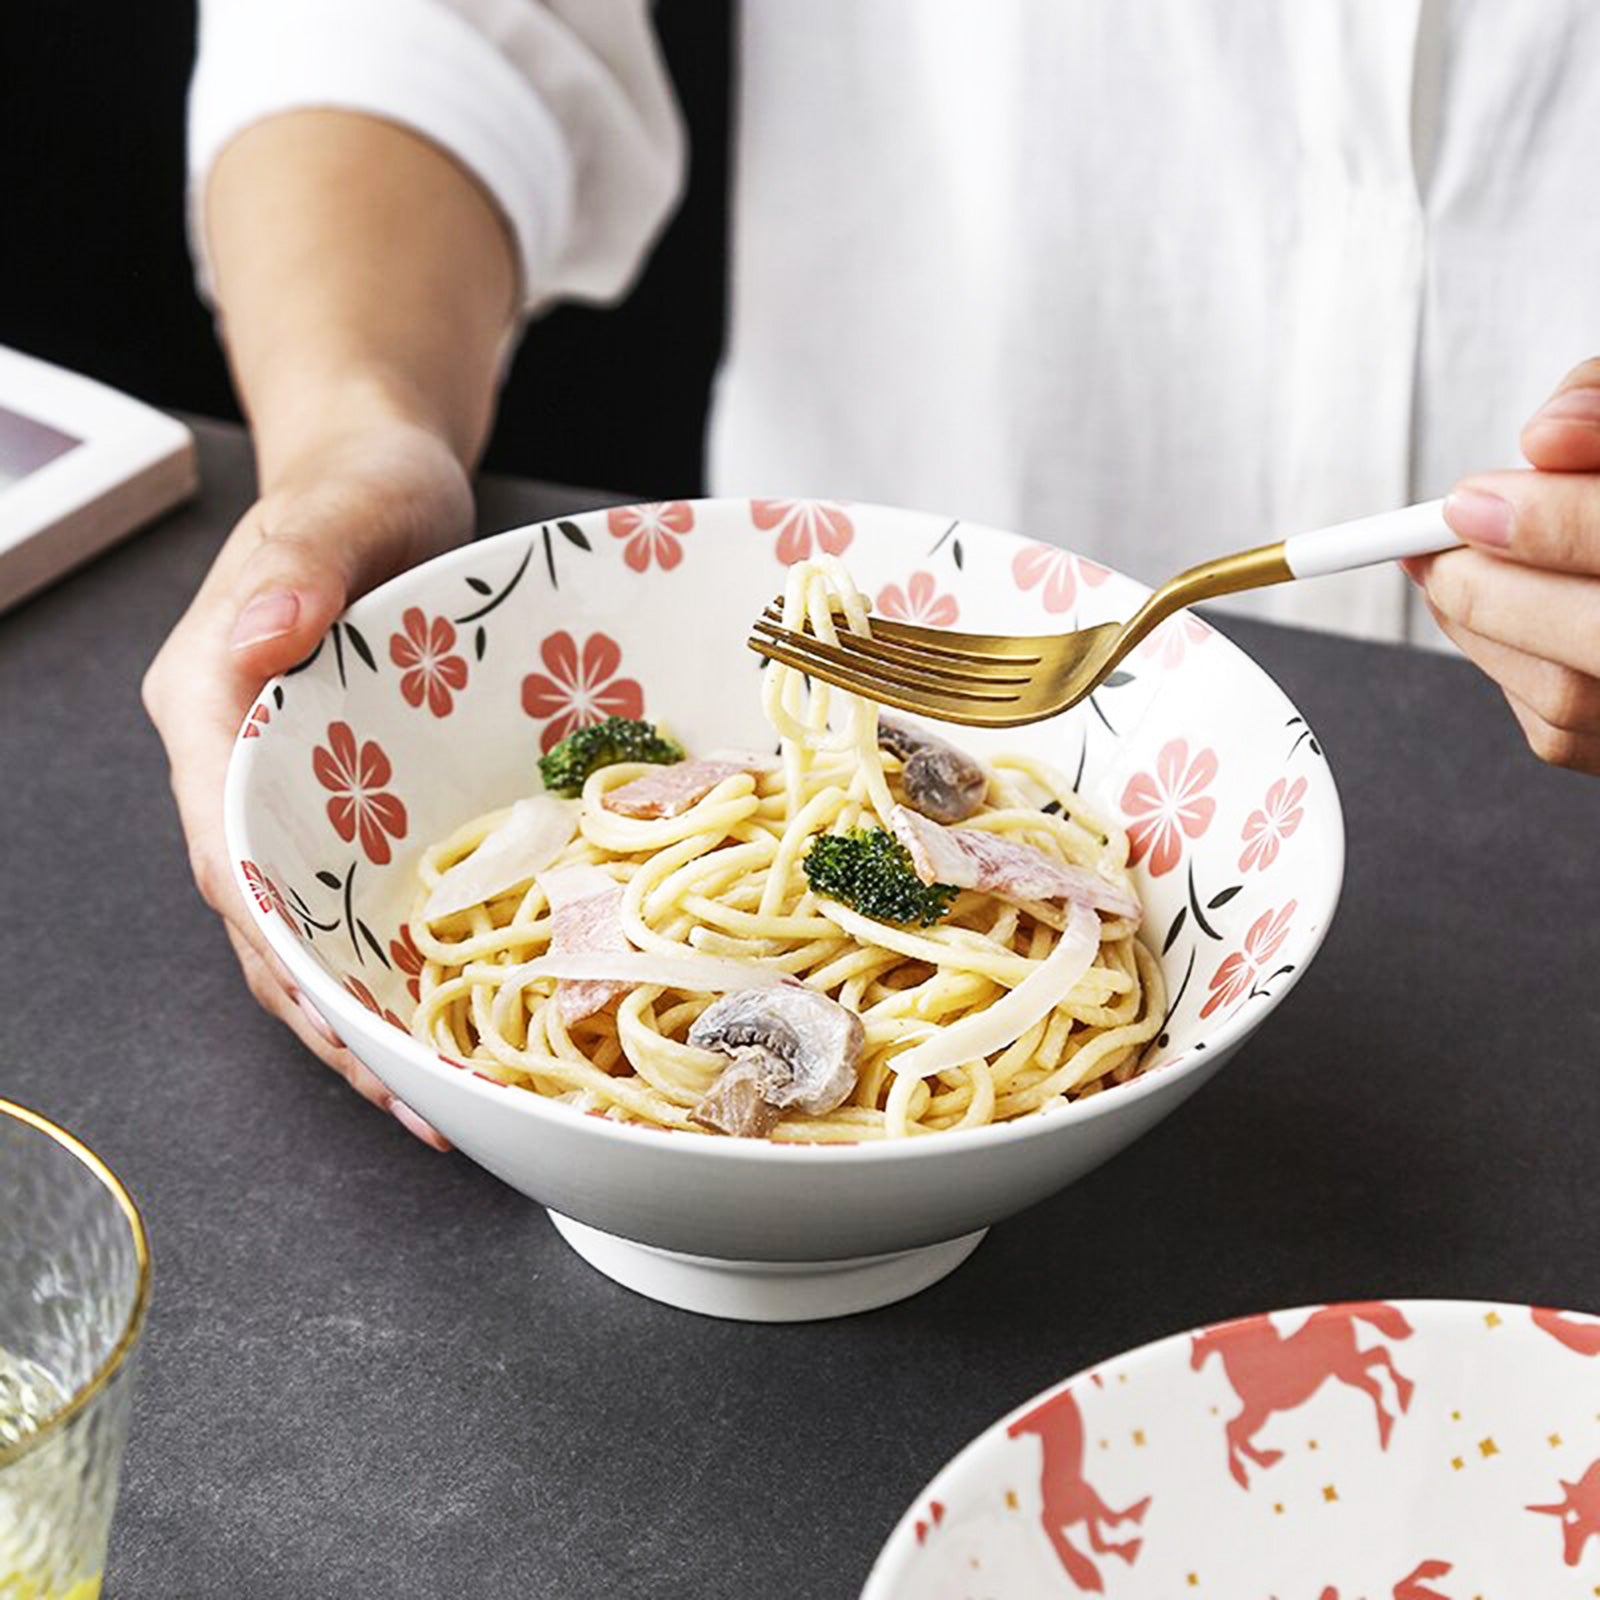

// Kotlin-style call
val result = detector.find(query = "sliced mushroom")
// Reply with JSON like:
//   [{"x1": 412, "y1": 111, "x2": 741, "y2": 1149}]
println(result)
[
  {"x1": 877, "y1": 714, "x2": 989, "y2": 823},
  {"x1": 687, "y1": 986, "x2": 865, "y2": 1136},
  {"x1": 688, "y1": 1049, "x2": 787, "y2": 1139}
]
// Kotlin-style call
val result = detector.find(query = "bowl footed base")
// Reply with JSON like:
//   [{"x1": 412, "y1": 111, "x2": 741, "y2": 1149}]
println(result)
[{"x1": 546, "y1": 1213, "x2": 988, "y2": 1322}]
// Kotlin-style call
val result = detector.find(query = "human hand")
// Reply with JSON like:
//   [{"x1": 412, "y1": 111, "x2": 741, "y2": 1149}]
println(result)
[
  {"x1": 1407, "y1": 358, "x2": 1600, "y2": 775},
  {"x1": 143, "y1": 405, "x2": 472, "y2": 1146}
]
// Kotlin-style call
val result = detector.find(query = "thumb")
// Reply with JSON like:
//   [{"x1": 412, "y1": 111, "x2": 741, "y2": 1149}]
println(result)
[
  {"x1": 1522, "y1": 356, "x2": 1600, "y2": 473},
  {"x1": 224, "y1": 434, "x2": 474, "y2": 683},
  {"x1": 226, "y1": 529, "x2": 354, "y2": 683}
]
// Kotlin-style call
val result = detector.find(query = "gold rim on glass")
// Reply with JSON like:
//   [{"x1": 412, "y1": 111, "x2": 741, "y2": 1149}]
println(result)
[{"x1": 0, "y1": 1098, "x2": 152, "y2": 1469}]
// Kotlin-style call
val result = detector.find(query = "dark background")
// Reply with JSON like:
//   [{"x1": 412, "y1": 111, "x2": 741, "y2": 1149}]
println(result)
[{"x1": 0, "y1": 1, "x2": 731, "y2": 497}]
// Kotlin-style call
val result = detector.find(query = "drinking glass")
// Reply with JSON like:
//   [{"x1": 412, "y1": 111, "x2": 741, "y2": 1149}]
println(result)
[{"x1": 0, "y1": 1100, "x2": 150, "y2": 1600}]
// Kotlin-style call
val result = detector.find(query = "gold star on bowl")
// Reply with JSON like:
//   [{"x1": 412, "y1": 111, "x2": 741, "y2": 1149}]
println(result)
[
  {"x1": 1322, "y1": 1484, "x2": 1339, "y2": 1502},
  {"x1": 1004, "y1": 1488, "x2": 1018, "y2": 1510},
  {"x1": 1451, "y1": 1409, "x2": 1461, "y2": 1421},
  {"x1": 1551, "y1": 1432, "x2": 1564, "y2": 1448},
  {"x1": 1133, "y1": 1429, "x2": 1146, "y2": 1447},
  {"x1": 1478, "y1": 1437, "x2": 1499, "y2": 1459},
  {"x1": 1451, "y1": 1456, "x2": 1464, "y2": 1471},
  {"x1": 1484, "y1": 1310, "x2": 1502, "y2": 1329},
  {"x1": 1273, "y1": 1502, "x2": 1284, "y2": 1515}
]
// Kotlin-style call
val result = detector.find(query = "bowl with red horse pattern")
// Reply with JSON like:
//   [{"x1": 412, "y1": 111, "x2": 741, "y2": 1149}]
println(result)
[
  {"x1": 866, "y1": 1299, "x2": 1600, "y2": 1596},
  {"x1": 223, "y1": 498, "x2": 1344, "y2": 1320}
]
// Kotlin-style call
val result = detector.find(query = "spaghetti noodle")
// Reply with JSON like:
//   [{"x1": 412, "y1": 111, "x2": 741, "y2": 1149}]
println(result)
[{"x1": 406, "y1": 557, "x2": 1163, "y2": 1141}]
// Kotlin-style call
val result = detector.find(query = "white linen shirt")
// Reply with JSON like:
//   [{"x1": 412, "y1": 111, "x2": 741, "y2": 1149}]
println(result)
[{"x1": 190, "y1": 0, "x2": 1600, "y2": 641}]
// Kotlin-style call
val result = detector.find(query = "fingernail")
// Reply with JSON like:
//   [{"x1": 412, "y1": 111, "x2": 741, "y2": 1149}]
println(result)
[
  {"x1": 294, "y1": 991, "x2": 342, "y2": 1047},
  {"x1": 390, "y1": 1098, "x2": 449, "y2": 1151},
  {"x1": 1398, "y1": 557, "x2": 1425, "y2": 586},
  {"x1": 1536, "y1": 387, "x2": 1600, "y2": 425},
  {"x1": 1443, "y1": 487, "x2": 1512, "y2": 549},
  {"x1": 231, "y1": 589, "x2": 300, "y2": 649}
]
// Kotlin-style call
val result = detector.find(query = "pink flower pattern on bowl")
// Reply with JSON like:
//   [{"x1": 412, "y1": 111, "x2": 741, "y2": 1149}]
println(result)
[
  {"x1": 520, "y1": 631, "x2": 645, "y2": 753},
  {"x1": 240, "y1": 859, "x2": 291, "y2": 924},
  {"x1": 1010, "y1": 543, "x2": 1109, "y2": 615},
  {"x1": 390, "y1": 926, "x2": 425, "y2": 1003},
  {"x1": 344, "y1": 975, "x2": 408, "y2": 1032},
  {"x1": 1011, "y1": 544, "x2": 1073, "y2": 613},
  {"x1": 1240, "y1": 775, "x2": 1308, "y2": 873},
  {"x1": 1121, "y1": 739, "x2": 1219, "y2": 878},
  {"x1": 1139, "y1": 612, "x2": 1213, "y2": 670},
  {"x1": 608, "y1": 501, "x2": 694, "y2": 572},
  {"x1": 1200, "y1": 898, "x2": 1297, "y2": 1020},
  {"x1": 877, "y1": 571, "x2": 959, "y2": 627},
  {"x1": 750, "y1": 499, "x2": 854, "y2": 565},
  {"x1": 311, "y1": 721, "x2": 408, "y2": 866},
  {"x1": 389, "y1": 607, "x2": 468, "y2": 718}
]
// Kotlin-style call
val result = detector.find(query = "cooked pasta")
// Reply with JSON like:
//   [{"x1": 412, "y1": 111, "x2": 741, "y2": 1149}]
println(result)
[{"x1": 406, "y1": 556, "x2": 1163, "y2": 1141}]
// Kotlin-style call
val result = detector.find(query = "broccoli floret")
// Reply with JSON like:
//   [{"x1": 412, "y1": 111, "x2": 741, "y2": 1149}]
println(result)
[
  {"x1": 538, "y1": 716, "x2": 684, "y2": 796},
  {"x1": 802, "y1": 828, "x2": 957, "y2": 927}
]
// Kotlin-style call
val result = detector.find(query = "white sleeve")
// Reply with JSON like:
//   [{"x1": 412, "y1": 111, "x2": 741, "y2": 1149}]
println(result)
[{"x1": 187, "y1": 0, "x2": 686, "y2": 311}]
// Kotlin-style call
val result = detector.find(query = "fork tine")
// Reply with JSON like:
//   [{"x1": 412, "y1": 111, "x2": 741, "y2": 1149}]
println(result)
[
  {"x1": 761, "y1": 599, "x2": 1048, "y2": 664},
  {"x1": 754, "y1": 610, "x2": 1039, "y2": 684},
  {"x1": 749, "y1": 618, "x2": 1034, "y2": 694},
  {"x1": 748, "y1": 627, "x2": 1028, "y2": 724}
]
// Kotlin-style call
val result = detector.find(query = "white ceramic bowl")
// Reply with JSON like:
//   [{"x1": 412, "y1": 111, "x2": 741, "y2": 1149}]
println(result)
[
  {"x1": 223, "y1": 498, "x2": 1344, "y2": 1319},
  {"x1": 865, "y1": 1299, "x2": 1600, "y2": 1596}
]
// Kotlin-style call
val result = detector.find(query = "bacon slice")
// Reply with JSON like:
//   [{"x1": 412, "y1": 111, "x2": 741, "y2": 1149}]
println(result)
[
  {"x1": 602, "y1": 756, "x2": 766, "y2": 819},
  {"x1": 539, "y1": 866, "x2": 631, "y2": 1023},
  {"x1": 889, "y1": 805, "x2": 1140, "y2": 922}
]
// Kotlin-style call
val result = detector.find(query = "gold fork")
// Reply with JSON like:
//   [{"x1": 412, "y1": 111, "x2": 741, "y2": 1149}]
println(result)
[{"x1": 748, "y1": 499, "x2": 1461, "y2": 727}]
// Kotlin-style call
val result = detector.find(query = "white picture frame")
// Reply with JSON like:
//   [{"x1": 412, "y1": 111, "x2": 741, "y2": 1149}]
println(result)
[{"x1": 0, "y1": 345, "x2": 198, "y2": 612}]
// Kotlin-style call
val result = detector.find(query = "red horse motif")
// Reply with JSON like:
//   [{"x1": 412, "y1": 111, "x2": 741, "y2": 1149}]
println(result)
[
  {"x1": 1006, "y1": 1387, "x2": 1150, "y2": 1592},
  {"x1": 1191, "y1": 1302, "x2": 1415, "y2": 1487},
  {"x1": 1531, "y1": 1306, "x2": 1600, "y2": 1356},
  {"x1": 1529, "y1": 1459, "x2": 1600, "y2": 1566},
  {"x1": 1312, "y1": 1558, "x2": 1453, "y2": 1599}
]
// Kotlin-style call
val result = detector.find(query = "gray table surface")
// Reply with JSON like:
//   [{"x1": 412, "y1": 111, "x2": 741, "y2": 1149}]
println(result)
[{"x1": 3, "y1": 418, "x2": 1597, "y2": 1598}]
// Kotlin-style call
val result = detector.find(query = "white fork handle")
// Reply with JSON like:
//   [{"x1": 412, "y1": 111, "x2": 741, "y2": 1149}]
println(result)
[{"x1": 1282, "y1": 498, "x2": 1461, "y2": 580}]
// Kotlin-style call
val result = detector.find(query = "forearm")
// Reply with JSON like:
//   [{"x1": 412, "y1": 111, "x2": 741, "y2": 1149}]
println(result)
[{"x1": 204, "y1": 109, "x2": 518, "y2": 486}]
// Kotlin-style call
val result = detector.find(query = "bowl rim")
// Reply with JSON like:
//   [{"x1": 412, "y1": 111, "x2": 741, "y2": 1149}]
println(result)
[
  {"x1": 860, "y1": 1296, "x2": 1598, "y2": 1597},
  {"x1": 222, "y1": 498, "x2": 1347, "y2": 1165}
]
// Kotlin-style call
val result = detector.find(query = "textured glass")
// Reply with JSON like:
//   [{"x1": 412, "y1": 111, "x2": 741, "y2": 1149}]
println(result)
[{"x1": 0, "y1": 1110, "x2": 146, "y2": 1600}]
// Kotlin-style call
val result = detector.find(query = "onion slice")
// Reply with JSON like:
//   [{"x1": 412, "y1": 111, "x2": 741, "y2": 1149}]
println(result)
[
  {"x1": 423, "y1": 796, "x2": 578, "y2": 922},
  {"x1": 494, "y1": 950, "x2": 798, "y2": 993},
  {"x1": 886, "y1": 899, "x2": 1100, "y2": 1081}
]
